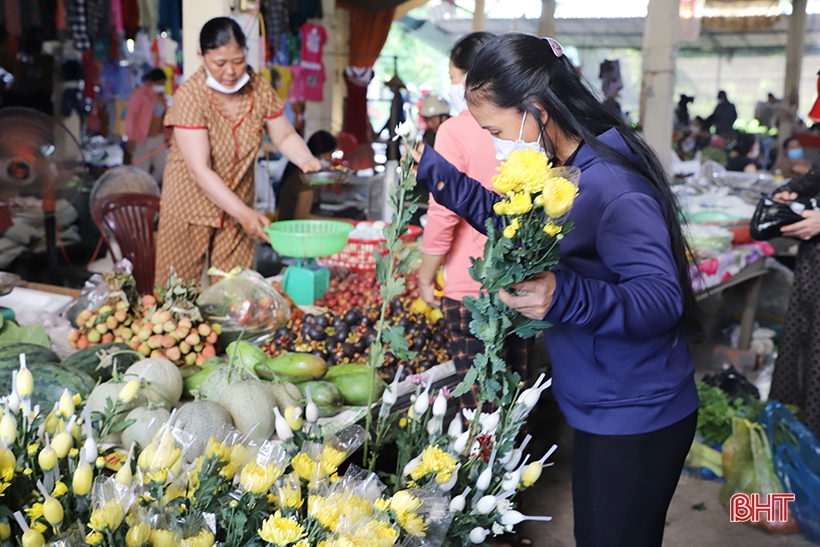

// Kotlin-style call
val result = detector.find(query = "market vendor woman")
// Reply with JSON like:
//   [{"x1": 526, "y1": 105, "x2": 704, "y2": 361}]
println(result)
[
  {"x1": 155, "y1": 17, "x2": 320, "y2": 286},
  {"x1": 412, "y1": 34, "x2": 699, "y2": 547}
]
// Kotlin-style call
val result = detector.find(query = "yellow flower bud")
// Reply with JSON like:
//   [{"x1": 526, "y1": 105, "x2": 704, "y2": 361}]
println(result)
[
  {"x1": 43, "y1": 497, "x2": 64, "y2": 526},
  {"x1": 22, "y1": 468, "x2": 33, "y2": 476},
  {"x1": 95, "y1": 456, "x2": 106, "y2": 470},
  {"x1": 149, "y1": 529, "x2": 179, "y2": 547},
  {"x1": 0, "y1": 414, "x2": 16, "y2": 445},
  {"x1": 68, "y1": 448, "x2": 79, "y2": 459},
  {"x1": 543, "y1": 223, "x2": 561, "y2": 237},
  {"x1": 126, "y1": 522, "x2": 151, "y2": 547},
  {"x1": 43, "y1": 412, "x2": 58, "y2": 436},
  {"x1": 22, "y1": 528, "x2": 44, "y2": 547},
  {"x1": 85, "y1": 531, "x2": 104, "y2": 545},
  {"x1": 38, "y1": 446, "x2": 57, "y2": 471},
  {"x1": 284, "y1": 406, "x2": 303, "y2": 431},
  {"x1": 27, "y1": 443, "x2": 39, "y2": 456},
  {"x1": 52, "y1": 481, "x2": 68, "y2": 497},
  {"x1": 89, "y1": 501, "x2": 126, "y2": 532},
  {"x1": 503, "y1": 224, "x2": 517, "y2": 239},
  {"x1": 0, "y1": 447, "x2": 13, "y2": 472},
  {"x1": 72, "y1": 458, "x2": 93, "y2": 496},
  {"x1": 58, "y1": 389, "x2": 75, "y2": 418},
  {"x1": 72, "y1": 393, "x2": 82, "y2": 406},
  {"x1": 0, "y1": 521, "x2": 9, "y2": 540},
  {"x1": 51, "y1": 432, "x2": 73, "y2": 459},
  {"x1": 118, "y1": 380, "x2": 140, "y2": 404},
  {"x1": 521, "y1": 461, "x2": 542, "y2": 487},
  {"x1": 116, "y1": 463, "x2": 132, "y2": 486},
  {"x1": 17, "y1": 364, "x2": 33, "y2": 399},
  {"x1": 150, "y1": 469, "x2": 168, "y2": 485}
]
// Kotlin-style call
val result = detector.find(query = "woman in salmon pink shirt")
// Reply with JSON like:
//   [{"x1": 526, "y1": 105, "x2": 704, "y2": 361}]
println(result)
[{"x1": 418, "y1": 32, "x2": 531, "y2": 410}]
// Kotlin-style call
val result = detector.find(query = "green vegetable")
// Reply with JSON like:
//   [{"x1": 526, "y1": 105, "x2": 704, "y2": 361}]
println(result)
[
  {"x1": 696, "y1": 382, "x2": 764, "y2": 445},
  {"x1": 0, "y1": 321, "x2": 50, "y2": 348},
  {"x1": 61, "y1": 343, "x2": 139, "y2": 382},
  {"x1": 226, "y1": 340, "x2": 268, "y2": 374}
]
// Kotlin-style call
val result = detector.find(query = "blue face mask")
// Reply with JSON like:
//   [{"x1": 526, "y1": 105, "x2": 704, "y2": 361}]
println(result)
[{"x1": 787, "y1": 148, "x2": 804, "y2": 159}]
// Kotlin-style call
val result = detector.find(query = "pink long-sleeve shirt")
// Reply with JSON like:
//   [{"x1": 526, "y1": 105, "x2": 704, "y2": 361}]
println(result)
[{"x1": 422, "y1": 110, "x2": 499, "y2": 301}]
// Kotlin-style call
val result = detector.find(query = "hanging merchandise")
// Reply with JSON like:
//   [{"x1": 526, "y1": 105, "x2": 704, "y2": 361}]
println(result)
[
  {"x1": 809, "y1": 71, "x2": 820, "y2": 123},
  {"x1": 158, "y1": 0, "x2": 181, "y2": 42},
  {"x1": 262, "y1": 0, "x2": 288, "y2": 62},
  {"x1": 162, "y1": 64, "x2": 179, "y2": 95},
  {"x1": 82, "y1": 50, "x2": 98, "y2": 98},
  {"x1": 56, "y1": 0, "x2": 67, "y2": 32},
  {"x1": 133, "y1": 29, "x2": 153, "y2": 66},
  {"x1": 94, "y1": 33, "x2": 112, "y2": 60},
  {"x1": 290, "y1": 61, "x2": 324, "y2": 102},
  {"x1": 121, "y1": 0, "x2": 140, "y2": 39},
  {"x1": 22, "y1": 0, "x2": 42, "y2": 33},
  {"x1": 67, "y1": 0, "x2": 91, "y2": 50},
  {"x1": 288, "y1": 0, "x2": 321, "y2": 31},
  {"x1": 287, "y1": 33, "x2": 300, "y2": 64},
  {"x1": 300, "y1": 22, "x2": 326, "y2": 64},
  {"x1": 86, "y1": 0, "x2": 111, "y2": 41},
  {"x1": 272, "y1": 64, "x2": 292, "y2": 101},
  {"x1": 5, "y1": 0, "x2": 23, "y2": 39},
  {"x1": 138, "y1": 0, "x2": 159, "y2": 38},
  {"x1": 343, "y1": 66, "x2": 373, "y2": 145},
  {"x1": 111, "y1": 0, "x2": 124, "y2": 33},
  {"x1": 40, "y1": 0, "x2": 58, "y2": 39}
]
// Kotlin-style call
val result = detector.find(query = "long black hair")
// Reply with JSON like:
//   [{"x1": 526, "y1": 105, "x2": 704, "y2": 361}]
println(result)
[
  {"x1": 465, "y1": 33, "x2": 701, "y2": 339},
  {"x1": 200, "y1": 17, "x2": 247, "y2": 54},
  {"x1": 450, "y1": 31, "x2": 495, "y2": 71}
]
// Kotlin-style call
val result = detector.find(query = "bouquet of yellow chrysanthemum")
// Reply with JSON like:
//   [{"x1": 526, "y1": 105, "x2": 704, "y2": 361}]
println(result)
[{"x1": 453, "y1": 148, "x2": 579, "y2": 405}]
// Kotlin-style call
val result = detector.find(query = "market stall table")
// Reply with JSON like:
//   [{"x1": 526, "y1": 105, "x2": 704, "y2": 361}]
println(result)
[{"x1": 691, "y1": 241, "x2": 775, "y2": 350}]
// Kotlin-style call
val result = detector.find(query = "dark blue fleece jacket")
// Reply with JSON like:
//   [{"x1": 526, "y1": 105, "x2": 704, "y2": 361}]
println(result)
[{"x1": 417, "y1": 128, "x2": 698, "y2": 435}]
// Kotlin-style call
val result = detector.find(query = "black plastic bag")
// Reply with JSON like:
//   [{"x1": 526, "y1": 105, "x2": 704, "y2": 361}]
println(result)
[{"x1": 703, "y1": 365, "x2": 761, "y2": 403}]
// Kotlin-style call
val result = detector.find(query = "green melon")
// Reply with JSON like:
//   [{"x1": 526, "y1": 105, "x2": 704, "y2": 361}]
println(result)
[
  {"x1": 61, "y1": 343, "x2": 140, "y2": 382},
  {"x1": 0, "y1": 363, "x2": 95, "y2": 410}
]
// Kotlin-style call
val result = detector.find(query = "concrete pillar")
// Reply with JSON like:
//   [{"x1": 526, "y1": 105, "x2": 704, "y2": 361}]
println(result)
[
  {"x1": 304, "y1": 0, "x2": 348, "y2": 137},
  {"x1": 473, "y1": 0, "x2": 486, "y2": 32},
  {"x1": 639, "y1": 0, "x2": 679, "y2": 174},
  {"x1": 538, "y1": 0, "x2": 556, "y2": 38},
  {"x1": 781, "y1": 0, "x2": 808, "y2": 141}
]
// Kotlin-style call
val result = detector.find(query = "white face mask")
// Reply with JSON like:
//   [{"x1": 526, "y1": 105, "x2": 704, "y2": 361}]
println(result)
[
  {"x1": 448, "y1": 83, "x2": 467, "y2": 114},
  {"x1": 492, "y1": 111, "x2": 544, "y2": 161},
  {"x1": 204, "y1": 64, "x2": 250, "y2": 94},
  {"x1": 151, "y1": 85, "x2": 166, "y2": 94}
]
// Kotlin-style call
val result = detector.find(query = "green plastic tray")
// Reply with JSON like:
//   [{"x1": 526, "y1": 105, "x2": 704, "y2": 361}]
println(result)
[{"x1": 263, "y1": 220, "x2": 353, "y2": 258}]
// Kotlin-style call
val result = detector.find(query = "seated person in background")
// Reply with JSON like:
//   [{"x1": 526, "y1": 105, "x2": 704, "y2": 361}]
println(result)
[
  {"x1": 772, "y1": 136, "x2": 812, "y2": 180},
  {"x1": 419, "y1": 95, "x2": 451, "y2": 148},
  {"x1": 726, "y1": 133, "x2": 759, "y2": 174},
  {"x1": 277, "y1": 130, "x2": 363, "y2": 221}
]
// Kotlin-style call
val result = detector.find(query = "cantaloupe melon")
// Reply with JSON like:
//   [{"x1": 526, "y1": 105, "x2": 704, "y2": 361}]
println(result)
[
  {"x1": 175, "y1": 400, "x2": 234, "y2": 462},
  {"x1": 121, "y1": 406, "x2": 172, "y2": 451},
  {"x1": 123, "y1": 358, "x2": 183, "y2": 404},
  {"x1": 217, "y1": 380, "x2": 278, "y2": 442}
]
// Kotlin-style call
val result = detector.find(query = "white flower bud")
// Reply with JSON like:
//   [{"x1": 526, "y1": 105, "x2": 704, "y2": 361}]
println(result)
[
  {"x1": 414, "y1": 391, "x2": 430, "y2": 417},
  {"x1": 452, "y1": 430, "x2": 470, "y2": 455},
  {"x1": 439, "y1": 463, "x2": 460, "y2": 492},
  {"x1": 449, "y1": 494, "x2": 467, "y2": 512},
  {"x1": 432, "y1": 390, "x2": 447, "y2": 418},
  {"x1": 481, "y1": 410, "x2": 501, "y2": 434},
  {"x1": 476, "y1": 495, "x2": 497, "y2": 515},
  {"x1": 305, "y1": 387, "x2": 319, "y2": 424},
  {"x1": 447, "y1": 416, "x2": 463, "y2": 439},
  {"x1": 273, "y1": 407, "x2": 293, "y2": 441},
  {"x1": 469, "y1": 527, "x2": 489, "y2": 544}
]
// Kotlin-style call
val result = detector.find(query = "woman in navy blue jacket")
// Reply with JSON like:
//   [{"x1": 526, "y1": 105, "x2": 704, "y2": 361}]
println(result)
[{"x1": 412, "y1": 34, "x2": 700, "y2": 547}]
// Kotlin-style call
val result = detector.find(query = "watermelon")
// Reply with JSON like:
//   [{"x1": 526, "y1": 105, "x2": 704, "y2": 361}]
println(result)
[
  {"x1": 0, "y1": 363, "x2": 95, "y2": 410},
  {"x1": 0, "y1": 343, "x2": 60, "y2": 367},
  {"x1": 61, "y1": 343, "x2": 140, "y2": 382}
]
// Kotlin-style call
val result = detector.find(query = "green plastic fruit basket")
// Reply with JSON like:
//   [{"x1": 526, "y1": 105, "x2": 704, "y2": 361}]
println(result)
[{"x1": 263, "y1": 220, "x2": 353, "y2": 258}]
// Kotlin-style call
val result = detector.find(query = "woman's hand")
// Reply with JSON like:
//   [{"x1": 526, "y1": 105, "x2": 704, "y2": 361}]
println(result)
[
  {"x1": 781, "y1": 210, "x2": 820, "y2": 240},
  {"x1": 238, "y1": 207, "x2": 272, "y2": 243},
  {"x1": 301, "y1": 157, "x2": 322, "y2": 173},
  {"x1": 410, "y1": 143, "x2": 425, "y2": 164},
  {"x1": 498, "y1": 271, "x2": 557, "y2": 320},
  {"x1": 774, "y1": 191, "x2": 798, "y2": 204}
]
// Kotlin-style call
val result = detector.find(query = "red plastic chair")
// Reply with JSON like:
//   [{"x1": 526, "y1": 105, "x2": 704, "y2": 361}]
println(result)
[{"x1": 93, "y1": 193, "x2": 161, "y2": 295}]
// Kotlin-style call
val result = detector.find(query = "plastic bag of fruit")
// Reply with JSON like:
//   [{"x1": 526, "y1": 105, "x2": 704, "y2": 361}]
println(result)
[{"x1": 197, "y1": 267, "x2": 291, "y2": 343}]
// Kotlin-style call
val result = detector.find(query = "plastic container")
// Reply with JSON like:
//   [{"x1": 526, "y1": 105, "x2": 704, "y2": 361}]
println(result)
[
  {"x1": 316, "y1": 221, "x2": 423, "y2": 273},
  {"x1": 263, "y1": 220, "x2": 353, "y2": 258}
]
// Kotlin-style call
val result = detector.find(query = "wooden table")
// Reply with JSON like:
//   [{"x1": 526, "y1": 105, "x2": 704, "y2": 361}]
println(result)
[{"x1": 696, "y1": 257, "x2": 768, "y2": 350}]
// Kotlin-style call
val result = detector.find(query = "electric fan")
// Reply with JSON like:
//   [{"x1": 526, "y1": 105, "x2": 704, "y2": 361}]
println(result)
[{"x1": 0, "y1": 107, "x2": 86, "y2": 284}]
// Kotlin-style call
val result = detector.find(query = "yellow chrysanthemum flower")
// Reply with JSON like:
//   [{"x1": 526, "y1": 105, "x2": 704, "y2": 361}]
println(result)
[
  {"x1": 493, "y1": 200, "x2": 509, "y2": 215},
  {"x1": 275, "y1": 478, "x2": 303, "y2": 509},
  {"x1": 125, "y1": 523, "x2": 150, "y2": 547},
  {"x1": 391, "y1": 490, "x2": 427, "y2": 537},
  {"x1": 180, "y1": 529, "x2": 215, "y2": 547},
  {"x1": 353, "y1": 520, "x2": 399, "y2": 547},
  {"x1": 240, "y1": 462, "x2": 284, "y2": 495},
  {"x1": 25, "y1": 503, "x2": 44, "y2": 520},
  {"x1": 492, "y1": 148, "x2": 551, "y2": 195},
  {"x1": 503, "y1": 224, "x2": 517, "y2": 239},
  {"x1": 31, "y1": 521, "x2": 47, "y2": 534},
  {"x1": 27, "y1": 443, "x2": 39, "y2": 456},
  {"x1": 205, "y1": 438, "x2": 229, "y2": 461},
  {"x1": 292, "y1": 453, "x2": 321, "y2": 482},
  {"x1": 258, "y1": 511, "x2": 306, "y2": 546},
  {"x1": 319, "y1": 446, "x2": 346, "y2": 475},
  {"x1": 0, "y1": 481, "x2": 9, "y2": 497},
  {"x1": 507, "y1": 192, "x2": 533, "y2": 215},
  {"x1": 397, "y1": 511, "x2": 427, "y2": 537},
  {"x1": 51, "y1": 481, "x2": 68, "y2": 498},
  {"x1": 409, "y1": 446, "x2": 458, "y2": 483},
  {"x1": 309, "y1": 494, "x2": 343, "y2": 531},
  {"x1": 85, "y1": 531, "x2": 104, "y2": 545},
  {"x1": 374, "y1": 498, "x2": 391, "y2": 512},
  {"x1": 149, "y1": 529, "x2": 179, "y2": 547},
  {"x1": 543, "y1": 223, "x2": 562, "y2": 236},
  {"x1": 541, "y1": 175, "x2": 578, "y2": 219},
  {"x1": 89, "y1": 501, "x2": 126, "y2": 532}
]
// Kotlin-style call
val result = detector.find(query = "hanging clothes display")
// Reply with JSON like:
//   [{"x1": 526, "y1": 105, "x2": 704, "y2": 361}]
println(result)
[
  {"x1": 138, "y1": 0, "x2": 159, "y2": 38},
  {"x1": 293, "y1": 61, "x2": 324, "y2": 102},
  {"x1": 343, "y1": 66, "x2": 373, "y2": 145},
  {"x1": 300, "y1": 23, "x2": 326, "y2": 64},
  {"x1": 121, "y1": 0, "x2": 140, "y2": 39},
  {"x1": 111, "y1": 0, "x2": 124, "y2": 33},
  {"x1": 262, "y1": 0, "x2": 288, "y2": 63},
  {"x1": 56, "y1": 0, "x2": 67, "y2": 32},
  {"x1": 272, "y1": 64, "x2": 292, "y2": 101},
  {"x1": 4, "y1": 0, "x2": 22, "y2": 39},
  {"x1": 86, "y1": 0, "x2": 110, "y2": 41},
  {"x1": 288, "y1": 0, "x2": 321, "y2": 31},
  {"x1": 67, "y1": 0, "x2": 91, "y2": 51},
  {"x1": 158, "y1": 0, "x2": 181, "y2": 42},
  {"x1": 40, "y1": 0, "x2": 58, "y2": 40},
  {"x1": 810, "y1": 71, "x2": 820, "y2": 123}
]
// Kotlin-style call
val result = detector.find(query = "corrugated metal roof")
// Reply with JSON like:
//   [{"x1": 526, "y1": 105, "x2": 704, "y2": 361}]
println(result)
[{"x1": 428, "y1": 13, "x2": 820, "y2": 54}]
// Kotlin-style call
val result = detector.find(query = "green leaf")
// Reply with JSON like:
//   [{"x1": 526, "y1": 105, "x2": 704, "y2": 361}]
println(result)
[
  {"x1": 382, "y1": 325, "x2": 411, "y2": 361},
  {"x1": 380, "y1": 276, "x2": 405, "y2": 301},
  {"x1": 452, "y1": 367, "x2": 479, "y2": 398},
  {"x1": 0, "y1": 321, "x2": 51, "y2": 347},
  {"x1": 368, "y1": 340, "x2": 386, "y2": 370},
  {"x1": 375, "y1": 252, "x2": 390, "y2": 284},
  {"x1": 107, "y1": 418, "x2": 136, "y2": 434},
  {"x1": 512, "y1": 316, "x2": 553, "y2": 338},
  {"x1": 395, "y1": 246, "x2": 421, "y2": 275}
]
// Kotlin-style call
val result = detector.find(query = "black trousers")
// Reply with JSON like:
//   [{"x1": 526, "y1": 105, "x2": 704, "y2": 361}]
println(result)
[{"x1": 572, "y1": 410, "x2": 697, "y2": 547}]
